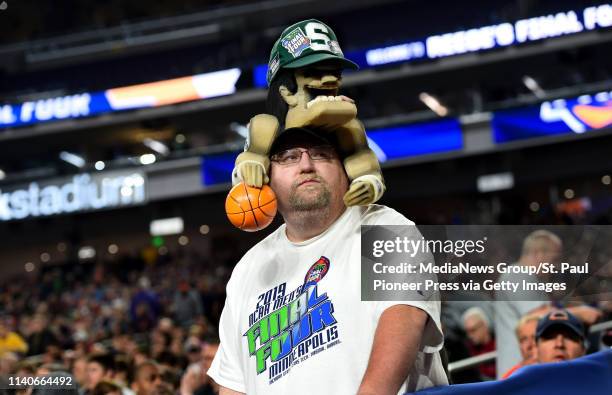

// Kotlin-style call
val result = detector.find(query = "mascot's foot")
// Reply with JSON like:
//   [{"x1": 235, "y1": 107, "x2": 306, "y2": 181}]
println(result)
[{"x1": 343, "y1": 175, "x2": 385, "y2": 206}]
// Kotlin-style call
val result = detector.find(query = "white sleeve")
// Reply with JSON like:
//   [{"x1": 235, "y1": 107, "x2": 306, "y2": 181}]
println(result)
[
  {"x1": 367, "y1": 205, "x2": 443, "y2": 353},
  {"x1": 207, "y1": 266, "x2": 247, "y2": 393},
  {"x1": 372, "y1": 299, "x2": 444, "y2": 354}
]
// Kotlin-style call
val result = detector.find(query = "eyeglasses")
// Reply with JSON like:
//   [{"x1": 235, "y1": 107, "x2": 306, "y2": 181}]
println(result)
[{"x1": 270, "y1": 145, "x2": 337, "y2": 166}]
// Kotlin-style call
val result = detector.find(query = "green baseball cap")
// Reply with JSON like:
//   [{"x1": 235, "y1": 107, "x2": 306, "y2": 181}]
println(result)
[{"x1": 266, "y1": 19, "x2": 359, "y2": 85}]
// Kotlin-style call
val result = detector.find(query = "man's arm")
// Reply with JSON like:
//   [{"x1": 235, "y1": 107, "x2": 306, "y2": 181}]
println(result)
[
  {"x1": 357, "y1": 304, "x2": 428, "y2": 395},
  {"x1": 219, "y1": 386, "x2": 245, "y2": 395}
]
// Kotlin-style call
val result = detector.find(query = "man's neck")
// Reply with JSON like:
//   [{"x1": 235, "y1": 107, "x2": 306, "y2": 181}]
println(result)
[{"x1": 284, "y1": 206, "x2": 347, "y2": 243}]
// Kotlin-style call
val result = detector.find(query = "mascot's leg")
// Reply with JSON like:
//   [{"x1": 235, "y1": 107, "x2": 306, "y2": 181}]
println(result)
[
  {"x1": 231, "y1": 114, "x2": 279, "y2": 187},
  {"x1": 332, "y1": 119, "x2": 386, "y2": 206},
  {"x1": 343, "y1": 150, "x2": 386, "y2": 206}
]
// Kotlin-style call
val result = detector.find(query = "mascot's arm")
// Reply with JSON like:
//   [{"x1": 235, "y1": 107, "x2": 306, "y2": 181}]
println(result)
[{"x1": 232, "y1": 114, "x2": 279, "y2": 187}]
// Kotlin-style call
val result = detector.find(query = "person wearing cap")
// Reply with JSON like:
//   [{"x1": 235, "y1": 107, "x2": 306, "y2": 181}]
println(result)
[
  {"x1": 535, "y1": 309, "x2": 586, "y2": 364},
  {"x1": 231, "y1": 19, "x2": 386, "y2": 210},
  {"x1": 208, "y1": 125, "x2": 447, "y2": 395}
]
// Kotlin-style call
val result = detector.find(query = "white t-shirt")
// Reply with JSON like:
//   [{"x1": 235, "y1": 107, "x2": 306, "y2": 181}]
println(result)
[{"x1": 208, "y1": 205, "x2": 448, "y2": 394}]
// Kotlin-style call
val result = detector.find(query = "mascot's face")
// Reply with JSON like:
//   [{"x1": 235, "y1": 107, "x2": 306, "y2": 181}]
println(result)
[
  {"x1": 279, "y1": 61, "x2": 356, "y2": 128},
  {"x1": 296, "y1": 64, "x2": 342, "y2": 98}
]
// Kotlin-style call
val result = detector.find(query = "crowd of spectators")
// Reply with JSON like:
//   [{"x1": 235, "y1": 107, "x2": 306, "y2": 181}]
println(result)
[
  {"x1": 0, "y1": 250, "x2": 229, "y2": 394},
  {"x1": 0, "y1": 226, "x2": 610, "y2": 392}
]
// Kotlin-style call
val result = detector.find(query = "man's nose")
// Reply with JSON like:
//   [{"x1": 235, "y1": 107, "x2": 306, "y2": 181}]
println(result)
[
  {"x1": 554, "y1": 334, "x2": 566, "y2": 348},
  {"x1": 297, "y1": 151, "x2": 316, "y2": 171}
]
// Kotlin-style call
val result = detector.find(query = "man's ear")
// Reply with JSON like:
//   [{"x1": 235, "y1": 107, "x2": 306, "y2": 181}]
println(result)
[{"x1": 279, "y1": 85, "x2": 298, "y2": 107}]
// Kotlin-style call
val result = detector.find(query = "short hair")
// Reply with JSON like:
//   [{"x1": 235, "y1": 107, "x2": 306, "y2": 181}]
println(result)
[
  {"x1": 134, "y1": 359, "x2": 159, "y2": 378},
  {"x1": 87, "y1": 354, "x2": 115, "y2": 373},
  {"x1": 522, "y1": 230, "x2": 562, "y2": 255},
  {"x1": 515, "y1": 314, "x2": 540, "y2": 338},
  {"x1": 91, "y1": 380, "x2": 122, "y2": 395},
  {"x1": 461, "y1": 307, "x2": 490, "y2": 328}
]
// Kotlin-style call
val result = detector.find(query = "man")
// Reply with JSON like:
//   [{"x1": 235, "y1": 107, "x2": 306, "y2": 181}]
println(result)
[
  {"x1": 462, "y1": 307, "x2": 495, "y2": 379},
  {"x1": 501, "y1": 314, "x2": 539, "y2": 378},
  {"x1": 181, "y1": 337, "x2": 221, "y2": 395},
  {"x1": 86, "y1": 354, "x2": 115, "y2": 394},
  {"x1": 208, "y1": 127, "x2": 447, "y2": 394},
  {"x1": 493, "y1": 230, "x2": 601, "y2": 378},
  {"x1": 535, "y1": 309, "x2": 586, "y2": 364},
  {"x1": 72, "y1": 356, "x2": 89, "y2": 393},
  {"x1": 131, "y1": 360, "x2": 165, "y2": 395}
]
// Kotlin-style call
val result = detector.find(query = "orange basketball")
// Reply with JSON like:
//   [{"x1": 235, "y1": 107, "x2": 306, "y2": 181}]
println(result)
[{"x1": 225, "y1": 182, "x2": 277, "y2": 231}]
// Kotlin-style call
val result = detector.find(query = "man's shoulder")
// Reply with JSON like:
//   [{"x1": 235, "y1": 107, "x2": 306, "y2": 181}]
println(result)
[
  {"x1": 232, "y1": 225, "x2": 285, "y2": 272},
  {"x1": 359, "y1": 204, "x2": 415, "y2": 226}
]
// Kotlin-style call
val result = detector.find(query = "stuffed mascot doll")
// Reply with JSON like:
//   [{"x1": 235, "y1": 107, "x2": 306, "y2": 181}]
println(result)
[{"x1": 231, "y1": 19, "x2": 385, "y2": 212}]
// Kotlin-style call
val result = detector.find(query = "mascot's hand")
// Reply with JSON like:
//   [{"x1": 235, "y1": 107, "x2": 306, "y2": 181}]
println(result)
[
  {"x1": 232, "y1": 151, "x2": 270, "y2": 187},
  {"x1": 343, "y1": 174, "x2": 385, "y2": 206}
]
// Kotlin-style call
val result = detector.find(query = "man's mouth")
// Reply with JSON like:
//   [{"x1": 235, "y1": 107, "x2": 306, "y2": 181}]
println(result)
[
  {"x1": 552, "y1": 354, "x2": 568, "y2": 361},
  {"x1": 298, "y1": 179, "x2": 320, "y2": 186}
]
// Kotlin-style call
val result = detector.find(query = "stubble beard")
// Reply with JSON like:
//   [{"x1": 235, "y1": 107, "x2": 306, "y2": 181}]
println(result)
[{"x1": 288, "y1": 179, "x2": 331, "y2": 212}]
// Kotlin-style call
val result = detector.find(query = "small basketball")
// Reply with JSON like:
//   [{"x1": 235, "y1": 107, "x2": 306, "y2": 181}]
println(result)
[{"x1": 225, "y1": 183, "x2": 277, "y2": 232}]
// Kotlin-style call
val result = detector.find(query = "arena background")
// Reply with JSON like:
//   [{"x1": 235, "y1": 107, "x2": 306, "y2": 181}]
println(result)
[{"x1": 0, "y1": 0, "x2": 611, "y2": 391}]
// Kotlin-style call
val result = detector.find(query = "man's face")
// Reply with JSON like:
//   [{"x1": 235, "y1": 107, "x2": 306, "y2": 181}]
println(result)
[
  {"x1": 72, "y1": 358, "x2": 88, "y2": 386},
  {"x1": 536, "y1": 326, "x2": 585, "y2": 363},
  {"x1": 463, "y1": 316, "x2": 489, "y2": 345},
  {"x1": 518, "y1": 319, "x2": 538, "y2": 362},
  {"x1": 86, "y1": 362, "x2": 106, "y2": 389},
  {"x1": 270, "y1": 139, "x2": 348, "y2": 216},
  {"x1": 536, "y1": 243, "x2": 562, "y2": 266},
  {"x1": 133, "y1": 364, "x2": 163, "y2": 395}
]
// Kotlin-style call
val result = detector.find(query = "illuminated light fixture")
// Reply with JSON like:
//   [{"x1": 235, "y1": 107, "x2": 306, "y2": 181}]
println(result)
[
  {"x1": 25, "y1": 262, "x2": 35, "y2": 272},
  {"x1": 199, "y1": 224, "x2": 210, "y2": 235},
  {"x1": 178, "y1": 235, "x2": 189, "y2": 246},
  {"x1": 150, "y1": 217, "x2": 184, "y2": 236},
  {"x1": 419, "y1": 92, "x2": 448, "y2": 117},
  {"x1": 95, "y1": 161, "x2": 106, "y2": 171},
  {"x1": 40, "y1": 252, "x2": 51, "y2": 262},
  {"x1": 602, "y1": 175, "x2": 611, "y2": 185},
  {"x1": 108, "y1": 244, "x2": 119, "y2": 254},
  {"x1": 59, "y1": 151, "x2": 86, "y2": 168},
  {"x1": 564, "y1": 189, "x2": 575, "y2": 199},
  {"x1": 477, "y1": 172, "x2": 514, "y2": 193},
  {"x1": 230, "y1": 122, "x2": 249, "y2": 139},
  {"x1": 78, "y1": 246, "x2": 96, "y2": 260},
  {"x1": 143, "y1": 138, "x2": 170, "y2": 156},
  {"x1": 522, "y1": 75, "x2": 545, "y2": 99},
  {"x1": 529, "y1": 202, "x2": 540, "y2": 212},
  {"x1": 140, "y1": 153, "x2": 156, "y2": 165},
  {"x1": 120, "y1": 185, "x2": 134, "y2": 197},
  {"x1": 175, "y1": 134, "x2": 186, "y2": 144},
  {"x1": 0, "y1": 168, "x2": 5, "y2": 180}
]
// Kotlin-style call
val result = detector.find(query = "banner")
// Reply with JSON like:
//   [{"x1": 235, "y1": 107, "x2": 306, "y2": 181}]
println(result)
[
  {"x1": 0, "y1": 69, "x2": 241, "y2": 129},
  {"x1": 492, "y1": 90, "x2": 612, "y2": 143}
]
